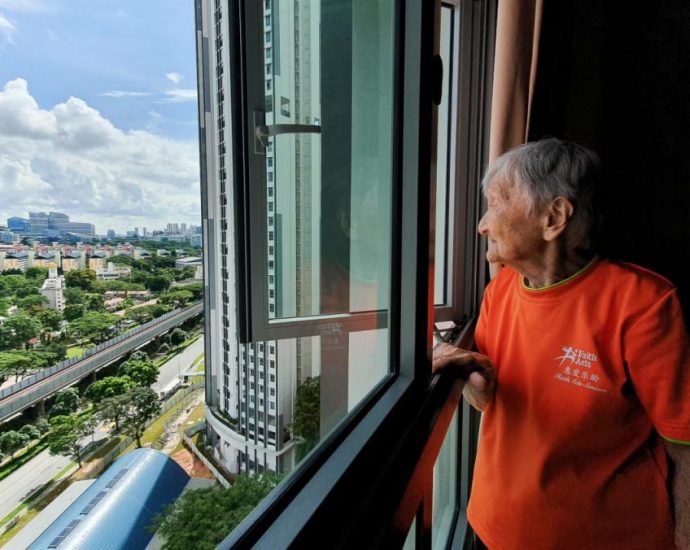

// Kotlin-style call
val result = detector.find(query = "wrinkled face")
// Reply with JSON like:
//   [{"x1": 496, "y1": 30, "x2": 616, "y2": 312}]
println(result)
[{"x1": 477, "y1": 179, "x2": 546, "y2": 267}]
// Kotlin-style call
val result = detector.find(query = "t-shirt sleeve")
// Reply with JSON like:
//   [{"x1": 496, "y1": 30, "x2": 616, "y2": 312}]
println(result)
[{"x1": 625, "y1": 288, "x2": 690, "y2": 444}]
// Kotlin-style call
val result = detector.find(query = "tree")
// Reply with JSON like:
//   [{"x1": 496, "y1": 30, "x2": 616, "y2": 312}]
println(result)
[
  {"x1": 96, "y1": 393, "x2": 130, "y2": 433},
  {"x1": 84, "y1": 293, "x2": 105, "y2": 312},
  {"x1": 47, "y1": 414, "x2": 95, "y2": 467},
  {"x1": 169, "y1": 328, "x2": 188, "y2": 347},
  {"x1": 24, "y1": 267, "x2": 48, "y2": 280},
  {"x1": 50, "y1": 387, "x2": 81, "y2": 417},
  {"x1": 145, "y1": 275, "x2": 172, "y2": 293},
  {"x1": 35, "y1": 417, "x2": 51, "y2": 435},
  {"x1": 38, "y1": 309, "x2": 63, "y2": 331},
  {"x1": 68, "y1": 311, "x2": 118, "y2": 343},
  {"x1": 118, "y1": 358, "x2": 159, "y2": 387},
  {"x1": 41, "y1": 341, "x2": 67, "y2": 361},
  {"x1": 153, "y1": 474, "x2": 281, "y2": 550},
  {"x1": 17, "y1": 294, "x2": 48, "y2": 315},
  {"x1": 0, "y1": 314, "x2": 41, "y2": 350},
  {"x1": 63, "y1": 287, "x2": 86, "y2": 305},
  {"x1": 159, "y1": 290, "x2": 193, "y2": 308},
  {"x1": 85, "y1": 376, "x2": 133, "y2": 403},
  {"x1": 125, "y1": 303, "x2": 170, "y2": 324},
  {"x1": 293, "y1": 376, "x2": 321, "y2": 460},
  {"x1": 0, "y1": 430, "x2": 29, "y2": 461},
  {"x1": 19, "y1": 423, "x2": 41, "y2": 441},
  {"x1": 122, "y1": 387, "x2": 161, "y2": 448},
  {"x1": 64, "y1": 269, "x2": 96, "y2": 291},
  {"x1": 63, "y1": 304, "x2": 85, "y2": 321},
  {"x1": 183, "y1": 283, "x2": 204, "y2": 300}
]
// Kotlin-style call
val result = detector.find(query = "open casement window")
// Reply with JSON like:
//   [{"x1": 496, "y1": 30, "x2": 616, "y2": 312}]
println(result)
[
  {"x1": 233, "y1": 0, "x2": 397, "y2": 343},
  {"x1": 217, "y1": 0, "x2": 493, "y2": 546}
]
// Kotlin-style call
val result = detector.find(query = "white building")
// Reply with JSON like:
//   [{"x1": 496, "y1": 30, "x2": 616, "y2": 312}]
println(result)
[
  {"x1": 196, "y1": 0, "x2": 322, "y2": 475},
  {"x1": 95, "y1": 262, "x2": 132, "y2": 280},
  {"x1": 40, "y1": 268, "x2": 65, "y2": 311}
]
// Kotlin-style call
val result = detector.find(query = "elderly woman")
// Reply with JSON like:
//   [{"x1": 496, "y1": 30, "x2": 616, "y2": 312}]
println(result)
[{"x1": 434, "y1": 138, "x2": 690, "y2": 549}]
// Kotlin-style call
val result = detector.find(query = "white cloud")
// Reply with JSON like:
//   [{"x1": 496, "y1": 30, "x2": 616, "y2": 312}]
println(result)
[
  {"x1": 100, "y1": 90, "x2": 151, "y2": 98},
  {"x1": 0, "y1": 78, "x2": 200, "y2": 233},
  {"x1": 166, "y1": 72, "x2": 182, "y2": 85},
  {"x1": 163, "y1": 89, "x2": 197, "y2": 103},
  {"x1": 0, "y1": 13, "x2": 16, "y2": 44}
]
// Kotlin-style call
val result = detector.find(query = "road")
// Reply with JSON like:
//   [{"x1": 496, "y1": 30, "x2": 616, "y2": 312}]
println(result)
[
  {"x1": 0, "y1": 338, "x2": 204, "y2": 522},
  {"x1": 152, "y1": 336, "x2": 204, "y2": 395},
  {"x1": 0, "y1": 423, "x2": 109, "y2": 520}
]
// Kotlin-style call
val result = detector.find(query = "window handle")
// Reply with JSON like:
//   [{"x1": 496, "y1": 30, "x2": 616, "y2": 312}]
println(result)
[{"x1": 255, "y1": 123, "x2": 321, "y2": 147}]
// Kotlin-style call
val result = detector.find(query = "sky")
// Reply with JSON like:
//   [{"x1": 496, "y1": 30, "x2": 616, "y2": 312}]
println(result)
[{"x1": 0, "y1": 0, "x2": 201, "y2": 235}]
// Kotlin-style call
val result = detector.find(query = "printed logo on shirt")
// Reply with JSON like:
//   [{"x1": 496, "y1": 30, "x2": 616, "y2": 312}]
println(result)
[{"x1": 553, "y1": 346, "x2": 608, "y2": 393}]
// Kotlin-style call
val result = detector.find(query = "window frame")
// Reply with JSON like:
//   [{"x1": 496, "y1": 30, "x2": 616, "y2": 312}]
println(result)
[{"x1": 216, "y1": 0, "x2": 495, "y2": 546}]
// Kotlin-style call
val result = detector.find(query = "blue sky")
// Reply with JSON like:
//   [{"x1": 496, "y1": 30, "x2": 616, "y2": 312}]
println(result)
[{"x1": 0, "y1": 0, "x2": 201, "y2": 234}]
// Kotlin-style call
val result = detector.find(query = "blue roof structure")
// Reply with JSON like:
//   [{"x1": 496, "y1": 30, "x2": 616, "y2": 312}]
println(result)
[{"x1": 29, "y1": 448, "x2": 189, "y2": 550}]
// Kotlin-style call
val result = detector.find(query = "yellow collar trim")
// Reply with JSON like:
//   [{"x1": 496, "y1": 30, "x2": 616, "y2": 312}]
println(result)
[{"x1": 522, "y1": 256, "x2": 599, "y2": 292}]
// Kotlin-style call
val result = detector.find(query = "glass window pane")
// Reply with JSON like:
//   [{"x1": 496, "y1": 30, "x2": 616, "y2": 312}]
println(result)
[
  {"x1": 432, "y1": 407, "x2": 458, "y2": 549},
  {"x1": 402, "y1": 515, "x2": 418, "y2": 550},
  {"x1": 434, "y1": 5, "x2": 458, "y2": 307},
  {"x1": 264, "y1": 0, "x2": 394, "y2": 321}
]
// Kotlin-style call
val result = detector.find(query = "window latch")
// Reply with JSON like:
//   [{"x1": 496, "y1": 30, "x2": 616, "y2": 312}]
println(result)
[{"x1": 255, "y1": 123, "x2": 322, "y2": 148}]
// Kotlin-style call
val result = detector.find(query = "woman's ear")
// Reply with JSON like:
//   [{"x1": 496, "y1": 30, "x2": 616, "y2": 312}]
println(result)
[{"x1": 543, "y1": 197, "x2": 574, "y2": 242}]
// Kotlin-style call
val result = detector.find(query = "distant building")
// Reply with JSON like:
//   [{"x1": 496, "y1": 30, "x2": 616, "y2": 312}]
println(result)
[
  {"x1": 133, "y1": 249, "x2": 152, "y2": 260},
  {"x1": 61, "y1": 250, "x2": 84, "y2": 272},
  {"x1": 0, "y1": 250, "x2": 31, "y2": 271},
  {"x1": 156, "y1": 249, "x2": 171, "y2": 257},
  {"x1": 107, "y1": 229, "x2": 116, "y2": 239},
  {"x1": 190, "y1": 234, "x2": 202, "y2": 248},
  {"x1": 7, "y1": 217, "x2": 30, "y2": 233},
  {"x1": 0, "y1": 228, "x2": 18, "y2": 244},
  {"x1": 174, "y1": 256, "x2": 202, "y2": 269},
  {"x1": 95, "y1": 262, "x2": 131, "y2": 280},
  {"x1": 88, "y1": 251, "x2": 108, "y2": 271},
  {"x1": 33, "y1": 250, "x2": 60, "y2": 270},
  {"x1": 40, "y1": 268, "x2": 65, "y2": 311},
  {"x1": 64, "y1": 222, "x2": 95, "y2": 236}
]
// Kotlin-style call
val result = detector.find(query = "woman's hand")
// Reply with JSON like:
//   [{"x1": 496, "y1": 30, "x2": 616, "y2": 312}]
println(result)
[{"x1": 432, "y1": 343, "x2": 496, "y2": 411}]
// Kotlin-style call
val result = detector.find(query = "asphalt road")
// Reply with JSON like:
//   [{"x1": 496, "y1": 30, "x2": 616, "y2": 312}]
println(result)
[
  {"x1": 152, "y1": 336, "x2": 204, "y2": 395},
  {"x1": 0, "y1": 337, "x2": 204, "y2": 522},
  {"x1": 0, "y1": 423, "x2": 109, "y2": 520}
]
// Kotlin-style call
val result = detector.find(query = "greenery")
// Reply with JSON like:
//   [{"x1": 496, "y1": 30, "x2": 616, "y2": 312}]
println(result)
[
  {"x1": 153, "y1": 475, "x2": 281, "y2": 550},
  {"x1": 46, "y1": 414, "x2": 95, "y2": 467},
  {"x1": 0, "y1": 314, "x2": 41, "y2": 349},
  {"x1": 85, "y1": 376, "x2": 133, "y2": 403},
  {"x1": 118, "y1": 355, "x2": 159, "y2": 387},
  {"x1": 0, "y1": 348, "x2": 65, "y2": 384},
  {"x1": 293, "y1": 376, "x2": 320, "y2": 460},
  {"x1": 96, "y1": 394, "x2": 130, "y2": 433},
  {"x1": 68, "y1": 311, "x2": 119, "y2": 343},
  {"x1": 49, "y1": 387, "x2": 81, "y2": 417},
  {"x1": 122, "y1": 387, "x2": 161, "y2": 447},
  {"x1": 64, "y1": 269, "x2": 97, "y2": 291}
]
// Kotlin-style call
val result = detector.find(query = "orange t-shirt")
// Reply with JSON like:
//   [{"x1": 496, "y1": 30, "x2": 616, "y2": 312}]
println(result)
[{"x1": 468, "y1": 259, "x2": 690, "y2": 550}]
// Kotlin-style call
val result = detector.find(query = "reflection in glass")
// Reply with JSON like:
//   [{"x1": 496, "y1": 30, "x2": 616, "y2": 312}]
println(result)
[{"x1": 432, "y1": 408, "x2": 458, "y2": 549}]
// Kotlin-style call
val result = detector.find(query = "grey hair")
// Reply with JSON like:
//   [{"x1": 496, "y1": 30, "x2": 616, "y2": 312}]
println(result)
[{"x1": 481, "y1": 138, "x2": 602, "y2": 251}]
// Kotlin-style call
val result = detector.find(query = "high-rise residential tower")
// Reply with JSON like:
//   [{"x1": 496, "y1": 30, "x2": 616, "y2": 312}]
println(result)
[{"x1": 195, "y1": 0, "x2": 322, "y2": 475}]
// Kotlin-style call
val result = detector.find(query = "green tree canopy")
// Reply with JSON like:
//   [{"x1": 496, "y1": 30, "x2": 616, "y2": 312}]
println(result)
[
  {"x1": 145, "y1": 275, "x2": 172, "y2": 293},
  {"x1": 84, "y1": 293, "x2": 105, "y2": 312},
  {"x1": 152, "y1": 475, "x2": 281, "y2": 550},
  {"x1": 0, "y1": 314, "x2": 41, "y2": 350},
  {"x1": 63, "y1": 287, "x2": 86, "y2": 305},
  {"x1": 68, "y1": 311, "x2": 119, "y2": 343},
  {"x1": 159, "y1": 290, "x2": 193, "y2": 308},
  {"x1": 118, "y1": 358, "x2": 159, "y2": 387},
  {"x1": 17, "y1": 294, "x2": 48, "y2": 314},
  {"x1": 37, "y1": 308, "x2": 63, "y2": 331},
  {"x1": 19, "y1": 423, "x2": 41, "y2": 440},
  {"x1": 169, "y1": 328, "x2": 188, "y2": 347},
  {"x1": 47, "y1": 414, "x2": 95, "y2": 467},
  {"x1": 122, "y1": 387, "x2": 161, "y2": 448},
  {"x1": 24, "y1": 267, "x2": 48, "y2": 280},
  {"x1": 96, "y1": 393, "x2": 130, "y2": 433},
  {"x1": 64, "y1": 269, "x2": 97, "y2": 291},
  {"x1": 0, "y1": 430, "x2": 30, "y2": 461},
  {"x1": 293, "y1": 376, "x2": 321, "y2": 460},
  {"x1": 49, "y1": 387, "x2": 81, "y2": 417},
  {"x1": 63, "y1": 304, "x2": 85, "y2": 321},
  {"x1": 125, "y1": 304, "x2": 170, "y2": 324},
  {"x1": 85, "y1": 376, "x2": 133, "y2": 403}
]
